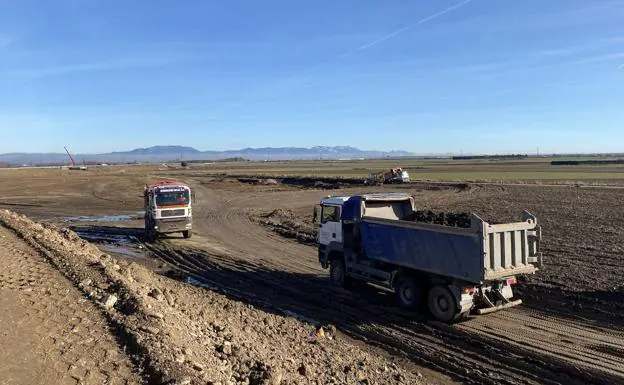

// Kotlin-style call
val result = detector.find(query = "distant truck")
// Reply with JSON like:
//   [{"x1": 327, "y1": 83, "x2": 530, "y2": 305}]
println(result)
[
  {"x1": 364, "y1": 168, "x2": 410, "y2": 185},
  {"x1": 315, "y1": 193, "x2": 542, "y2": 322},
  {"x1": 144, "y1": 180, "x2": 193, "y2": 241}
]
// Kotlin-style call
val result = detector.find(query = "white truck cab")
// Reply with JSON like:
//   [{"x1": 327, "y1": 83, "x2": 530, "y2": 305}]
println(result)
[
  {"x1": 316, "y1": 196, "x2": 349, "y2": 246},
  {"x1": 144, "y1": 180, "x2": 194, "y2": 241}
]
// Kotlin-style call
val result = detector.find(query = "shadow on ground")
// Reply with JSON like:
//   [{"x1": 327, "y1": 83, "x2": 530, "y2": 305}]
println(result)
[{"x1": 145, "y1": 243, "x2": 622, "y2": 385}]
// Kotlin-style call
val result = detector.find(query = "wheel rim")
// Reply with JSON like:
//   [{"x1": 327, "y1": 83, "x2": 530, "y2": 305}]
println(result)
[
  {"x1": 401, "y1": 286, "x2": 414, "y2": 303},
  {"x1": 429, "y1": 287, "x2": 456, "y2": 322},
  {"x1": 437, "y1": 296, "x2": 449, "y2": 312}
]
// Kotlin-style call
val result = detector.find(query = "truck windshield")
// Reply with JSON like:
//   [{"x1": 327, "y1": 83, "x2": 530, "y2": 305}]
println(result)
[{"x1": 156, "y1": 190, "x2": 190, "y2": 207}]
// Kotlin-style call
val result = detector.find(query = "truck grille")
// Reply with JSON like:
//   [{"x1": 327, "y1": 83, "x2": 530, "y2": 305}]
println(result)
[{"x1": 161, "y1": 209, "x2": 185, "y2": 217}]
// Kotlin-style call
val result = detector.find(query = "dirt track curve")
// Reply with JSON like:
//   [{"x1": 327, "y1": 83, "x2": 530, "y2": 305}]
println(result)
[{"x1": 139, "y1": 181, "x2": 624, "y2": 385}]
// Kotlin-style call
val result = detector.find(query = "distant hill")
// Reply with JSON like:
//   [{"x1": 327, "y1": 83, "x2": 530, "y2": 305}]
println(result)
[
  {"x1": 0, "y1": 145, "x2": 415, "y2": 165},
  {"x1": 116, "y1": 145, "x2": 201, "y2": 155}
]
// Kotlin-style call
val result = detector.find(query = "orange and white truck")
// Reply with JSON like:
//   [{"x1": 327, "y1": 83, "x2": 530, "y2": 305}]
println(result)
[{"x1": 143, "y1": 180, "x2": 193, "y2": 241}]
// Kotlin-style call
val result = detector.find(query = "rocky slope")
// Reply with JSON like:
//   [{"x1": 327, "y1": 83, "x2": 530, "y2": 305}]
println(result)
[{"x1": 0, "y1": 209, "x2": 430, "y2": 385}]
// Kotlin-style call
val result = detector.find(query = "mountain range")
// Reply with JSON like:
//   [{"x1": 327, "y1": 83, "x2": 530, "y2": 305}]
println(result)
[{"x1": 0, "y1": 145, "x2": 415, "y2": 165}]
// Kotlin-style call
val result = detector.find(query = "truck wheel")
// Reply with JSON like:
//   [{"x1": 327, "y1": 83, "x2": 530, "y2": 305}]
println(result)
[
  {"x1": 428, "y1": 285, "x2": 460, "y2": 323},
  {"x1": 329, "y1": 259, "x2": 351, "y2": 288},
  {"x1": 395, "y1": 276, "x2": 422, "y2": 309},
  {"x1": 183, "y1": 230, "x2": 192, "y2": 239}
]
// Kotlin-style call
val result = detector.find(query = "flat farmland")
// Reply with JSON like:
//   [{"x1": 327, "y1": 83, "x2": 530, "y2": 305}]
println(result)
[
  {"x1": 0, "y1": 160, "x2": 623, "y2": 385},
  {"x1": 180, "y1": 157, "x2": 624, "y2": 184}
]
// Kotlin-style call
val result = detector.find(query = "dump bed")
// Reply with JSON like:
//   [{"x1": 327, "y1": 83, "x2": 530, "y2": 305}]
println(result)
[
  {"x1": 335, "y1": 191, "x2": 542, "y2": 283},
  {"x1": 357, "y1": 213, "x2": 541, "y2": 283}
]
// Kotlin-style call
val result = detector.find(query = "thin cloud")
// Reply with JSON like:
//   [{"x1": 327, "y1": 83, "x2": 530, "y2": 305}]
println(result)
[
  {"x1": 10, "y1": 54, "x2": 186, "y2": 79},
  {"x1": 572, "y1": 52, "x2": 624, "y2": 65},
  {"x1": 343, "y1": 0, "x2": 473, "y2": 57}
]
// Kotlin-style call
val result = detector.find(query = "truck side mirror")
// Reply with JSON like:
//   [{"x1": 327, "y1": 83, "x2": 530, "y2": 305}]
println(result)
[{"x1": 313, "y1": 205, "x2": 321, "y2": 224}]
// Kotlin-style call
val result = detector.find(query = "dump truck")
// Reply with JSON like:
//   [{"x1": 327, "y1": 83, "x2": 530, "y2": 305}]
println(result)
[
  {"x1": 144, "y1": 180, "x2": 193, "y2": 241},
  {"x1": 315, "y1": 193, "x2": 542, "y2": 322},
  {"x1": 364, "y1": 168, "x2": 410, "y2": 185}
]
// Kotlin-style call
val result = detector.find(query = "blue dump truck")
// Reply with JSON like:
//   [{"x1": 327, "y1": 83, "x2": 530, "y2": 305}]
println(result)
[{"x1": 315, "y1": 193, "x2": 542, "y2": 323}]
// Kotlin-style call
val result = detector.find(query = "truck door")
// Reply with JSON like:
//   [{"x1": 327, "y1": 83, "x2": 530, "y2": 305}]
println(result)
[{"x1": 319, "y1": 205, "x2": 342, "y2": 245}]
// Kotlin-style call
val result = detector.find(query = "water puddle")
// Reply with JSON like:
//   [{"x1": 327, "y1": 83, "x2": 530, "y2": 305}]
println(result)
[
  {"x1": 73, "y1": 230, "x2": 140, "y2": 244},
  {"x1": 186, "y1": 276, "x2": 221, "y2": 291},
  {"x1": 63, "y1": 212, "x2": 144, "y2": 223},
  {"x1": 70, "y1": 225, "x2": 146, "y2": 260},
  {"x1": 99, "y1": 244, "x2": 147, "y2": 259}
]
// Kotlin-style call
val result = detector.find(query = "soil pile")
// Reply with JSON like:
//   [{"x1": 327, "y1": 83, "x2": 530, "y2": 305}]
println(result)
[
  {"x1": 254, "y1": 209, "x2": 317, "y2": 245},
  {"x1": 0, "y1": 209, "x2": 425, "y2": 385},
  {"x1": 407, "y1": 210, "x2": 472, "y2": 228}
]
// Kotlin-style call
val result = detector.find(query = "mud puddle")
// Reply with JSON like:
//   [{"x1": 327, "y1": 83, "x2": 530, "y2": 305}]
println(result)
[
  {"x1": 63, "y1": 211, "x2": 144, "y2": 223},
  {"x1": 69, "y1": 225, "x2": 148, "y2": 261},
  {"x1": 99, "y1": 244, "x2": 147, "y2": 259}
]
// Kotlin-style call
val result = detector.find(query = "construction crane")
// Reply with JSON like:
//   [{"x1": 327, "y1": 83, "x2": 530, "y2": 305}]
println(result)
[{"x1": 65, "y1": 147, "x2": 88, "y2": 171}]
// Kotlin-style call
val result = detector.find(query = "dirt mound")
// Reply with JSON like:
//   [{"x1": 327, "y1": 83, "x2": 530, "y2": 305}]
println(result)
[
  {"x1": 0, "y1": 209, "x2": 424, "y2": 385},
  {"x1": 255, "y1": 209, "x2": 317, "y2": 245},
  {"x1": 408, "y1": 210, "x2": 472, "y2": 228},
  {"x1": 237, "y1": 176, "x2": 363, "y2": 190}
]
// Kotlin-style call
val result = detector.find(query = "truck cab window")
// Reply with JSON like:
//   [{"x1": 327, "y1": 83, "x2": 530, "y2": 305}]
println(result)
[{"x1": 321, "y1": 206, "x2": 339, "y2": 223}]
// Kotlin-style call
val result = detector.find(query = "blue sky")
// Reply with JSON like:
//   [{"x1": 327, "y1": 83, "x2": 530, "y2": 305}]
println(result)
[{"x1": 1, "y1": 0, "x2": 623, "y2": 154}]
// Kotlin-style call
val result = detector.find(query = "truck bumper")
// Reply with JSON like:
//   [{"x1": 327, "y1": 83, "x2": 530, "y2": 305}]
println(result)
[{"x1": 154, "y1": 217, "x2": 192, "y2": 234}]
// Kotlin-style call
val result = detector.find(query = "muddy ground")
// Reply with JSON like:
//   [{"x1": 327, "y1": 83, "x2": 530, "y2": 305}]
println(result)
[{"x1": 0, "y1": 166, "x2": 623, "y2": 385}]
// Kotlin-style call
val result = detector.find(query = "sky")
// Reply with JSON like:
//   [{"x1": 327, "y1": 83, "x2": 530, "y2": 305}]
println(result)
[{"x1": 1, "y1": 0, "x2": 623, "y2": 155}]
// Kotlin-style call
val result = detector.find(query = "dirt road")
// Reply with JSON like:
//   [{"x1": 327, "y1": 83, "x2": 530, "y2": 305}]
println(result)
[
  {"x1": 1, "y1": 167, "x2": 623, "y2": 384},
  {"x1": 159, "y1": 179, "x2": 624, "y2": 385}
]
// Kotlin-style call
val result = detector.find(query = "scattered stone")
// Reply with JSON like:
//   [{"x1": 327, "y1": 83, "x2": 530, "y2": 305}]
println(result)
[
  {"x1": 314, "y1": 326, "x2": 325, "y2": 339},
  {"x1": 218, "y1": 342, "x2": 233, "y2": 356},
  {"x1": 149, "y1": 288, "x2": 164, "y2": 301},
  {"x1": 297, "y1": 363, "x2": 308, "y2": 376},
  {"x1": 164, "y1": 291, "x2": 175, "y2": 305},
  {"x1": 102, "y1": 294, "x2": 118, "y2": 309},
  {"x1": 150, "y1": 312, "x2": 165, "y2": 320},
  {"x1": 141, "y1": 326, "x2": 161, "y2": 335},
  {"x1": 191, "y1": 361, "x2": 204, "y2": 371},
  {"x1": 265, "y1": 367, "x2": 283, "y2": 385}
]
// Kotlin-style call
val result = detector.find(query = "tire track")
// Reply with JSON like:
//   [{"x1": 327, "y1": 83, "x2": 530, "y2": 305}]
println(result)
[{"x1": 155, "y1": 182, "x2": 624, "y2": 385}]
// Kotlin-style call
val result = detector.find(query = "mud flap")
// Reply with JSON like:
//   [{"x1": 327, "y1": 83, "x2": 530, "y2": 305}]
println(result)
[{"x1": 477, "y1": 299, "x2": 523, "y2": 315}]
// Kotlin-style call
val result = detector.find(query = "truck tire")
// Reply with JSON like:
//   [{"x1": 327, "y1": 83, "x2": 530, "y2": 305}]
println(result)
[
  {"x1": 395, "y1": 276, "x2": 422, "y2": 309},
  {"x1": 183, "y1": 230, "x2": 192, "y2": 239},
  {"x1": 427, "y1": 285, "x2": 460, "y2": 323},
  {"x1": 329, "y1": 259, "x2": 352, "y2": 288}
]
